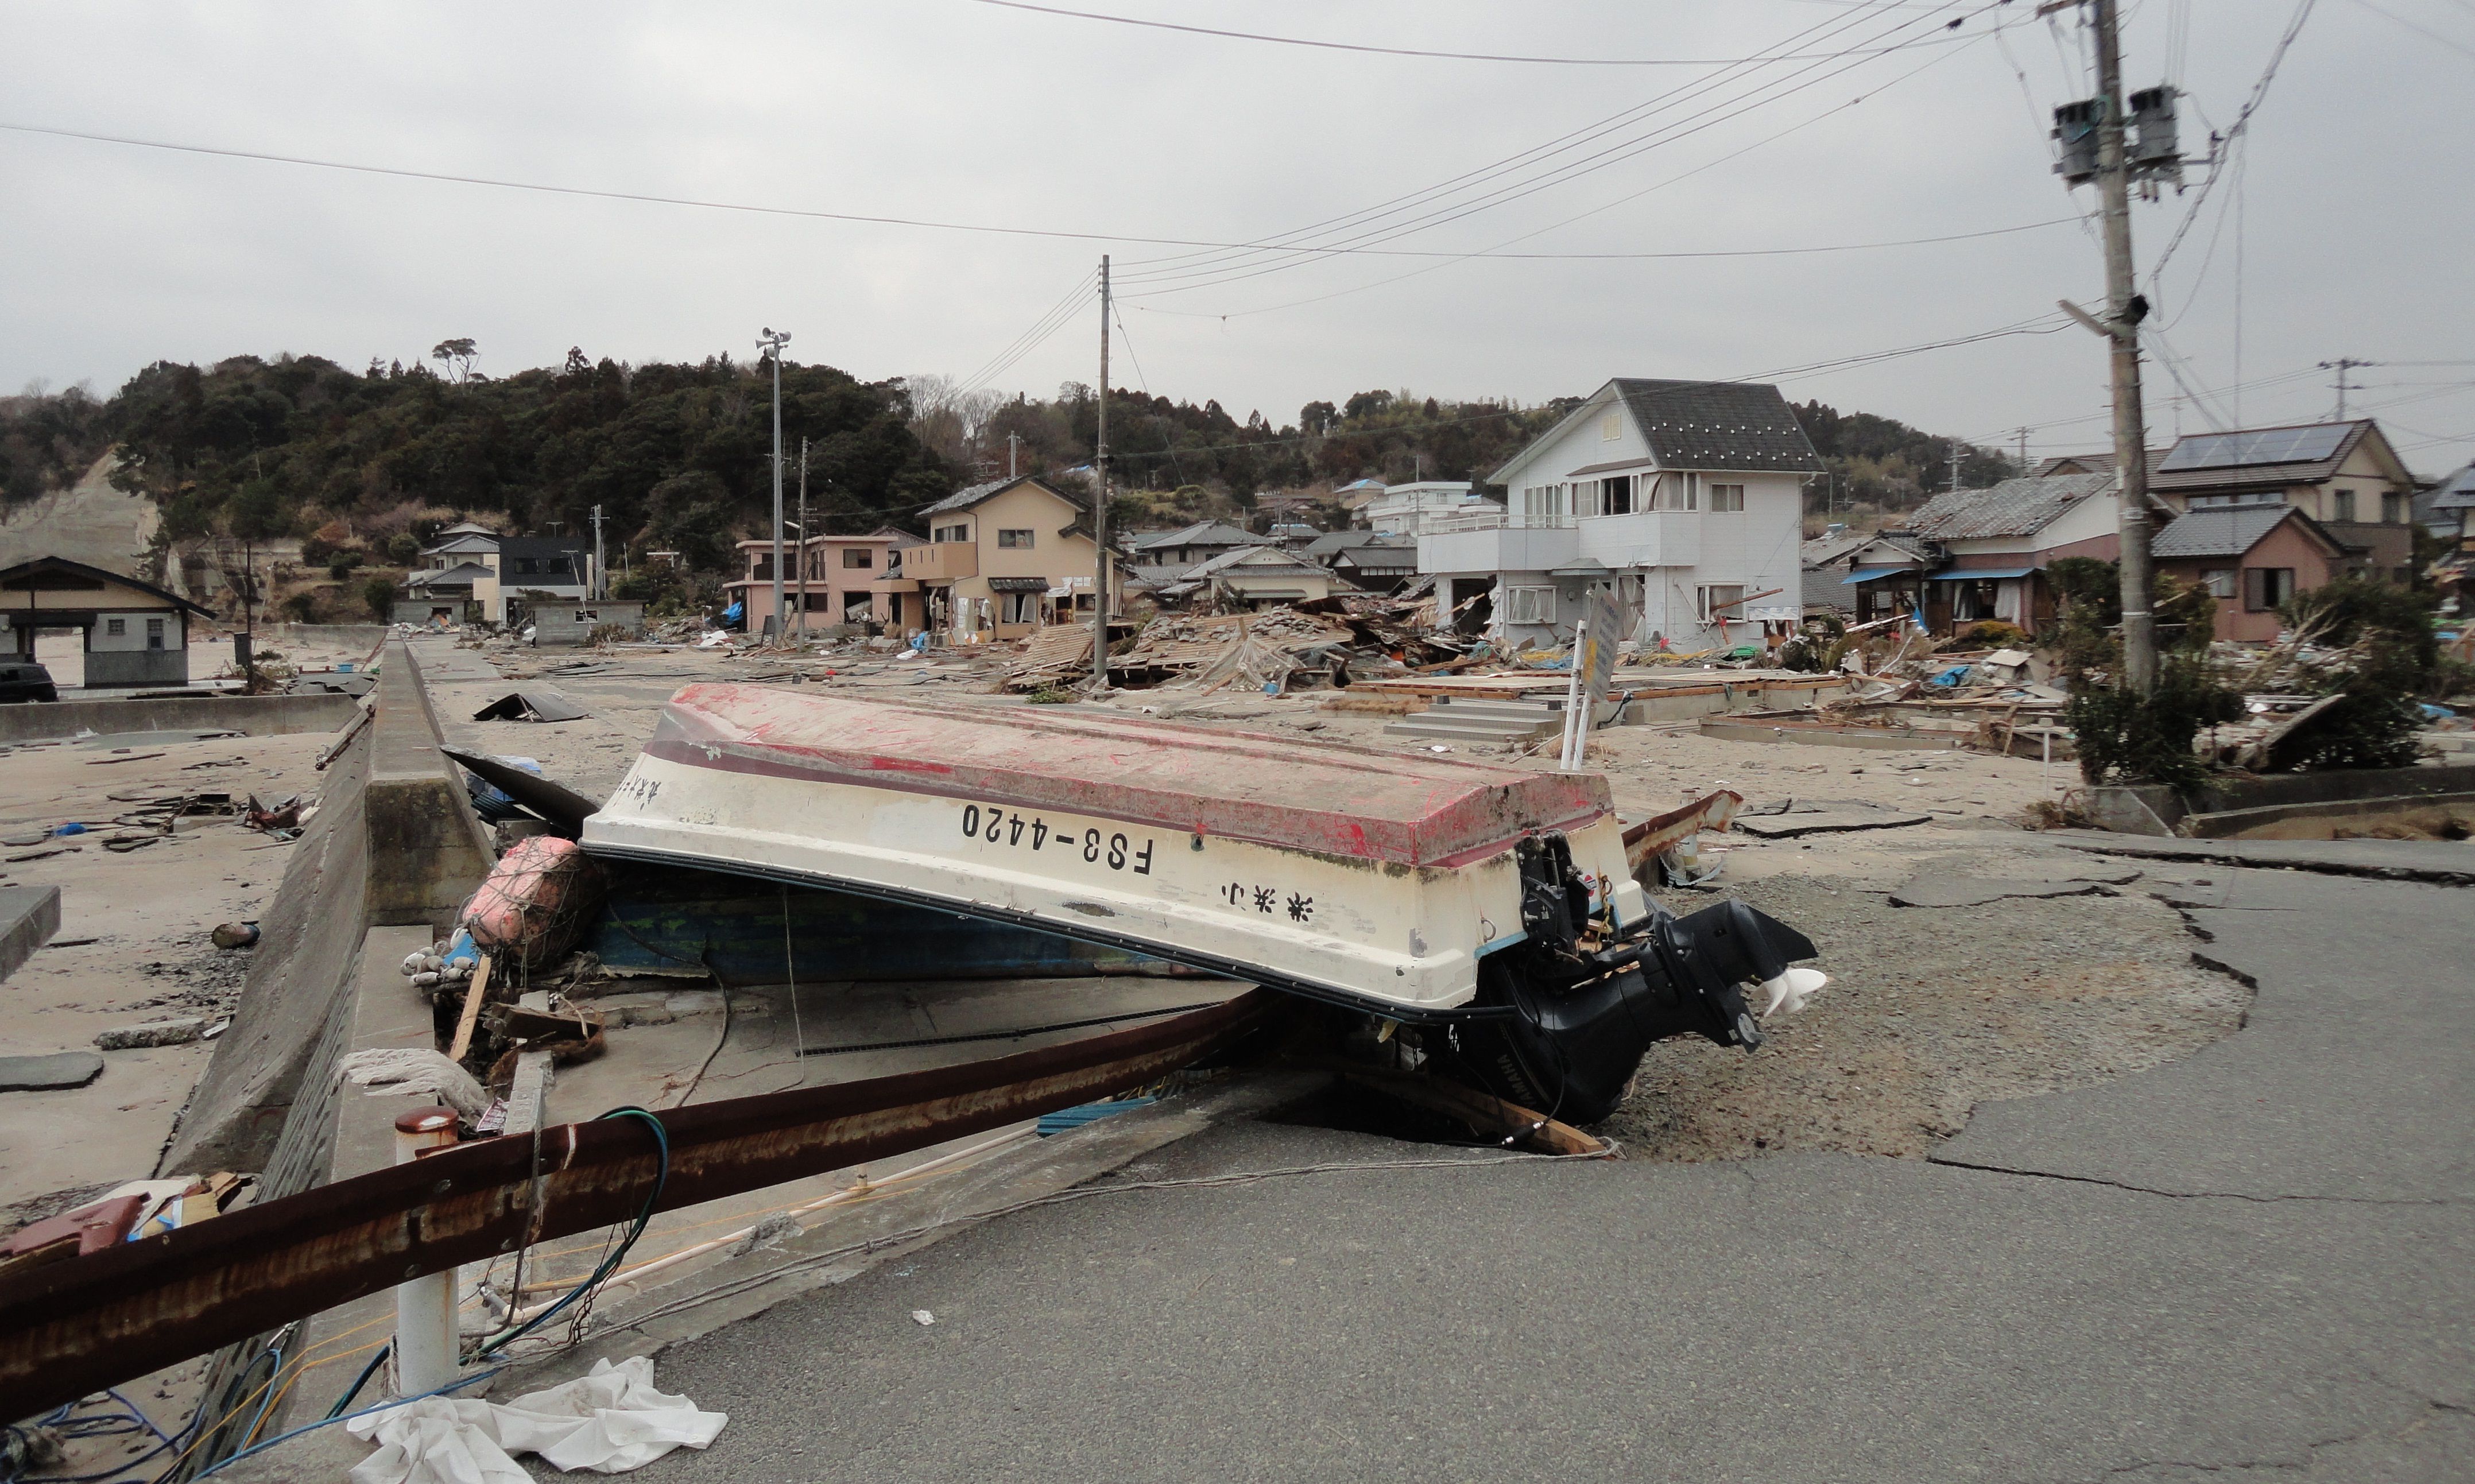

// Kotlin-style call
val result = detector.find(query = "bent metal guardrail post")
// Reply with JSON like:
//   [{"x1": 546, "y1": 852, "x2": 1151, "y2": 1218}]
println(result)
[{"x1": 0, "y1": 990, "x2": 1271, "y2": 1417}]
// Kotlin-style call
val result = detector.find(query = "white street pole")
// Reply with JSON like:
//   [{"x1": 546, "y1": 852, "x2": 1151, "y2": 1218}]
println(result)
[
  {"x1": 757, "y1": 327, "x2": 792, "y2": 644},
  {"x1": 391, "y1": 1107, "x2": 460, "y2": 1396}
]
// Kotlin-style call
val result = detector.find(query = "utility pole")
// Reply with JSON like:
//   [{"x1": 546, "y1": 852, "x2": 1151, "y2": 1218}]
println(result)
[
  {"x1": 757, "y1": 327, "x2": 792, "y2": 645},
  {"x1": 1947, "y1": 439, "x2": 1964, "y2": 493},
  {"x1": 2016, "y1": 427, "x2": 2032, "y2": 473},
  {"x1": 1008, "y1": 431, "x2": 1019, "y2": 479},
  {"x1": 1092, "y1": 256, "x2": 1111, "y2": 693},
  {"x1": 796, "y1": 437, "x2": 809, "y2": 640},
  {"x1": 2051, "y1": 0, "x2": 2160, "y2": 695},
  {"x1": 2319, "y1": 358, "x2": 2375, "y2": 419},
  {"x1": 590, "y1": 505, "x2": 606, "y2": 600}
]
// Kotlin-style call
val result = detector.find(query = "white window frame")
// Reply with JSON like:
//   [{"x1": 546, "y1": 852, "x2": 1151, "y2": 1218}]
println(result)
[
  {"x1": 1505, "y1": 586, "x2": 1556, "y2": 625},
  {"x1": 1708, "y1": 482, "x2": 1745, "y2": 512},
  {"x1": 999, "y1": 590, "x2": 1041, "y2": 624},
  {"x1": 932, "y1": 522, "x2": 970, "y2": 544},
  {"x1": 1599, "y1": 413, "x2": 1621, "y2": 441},
  {"x1": 106, "y1": 618, "x2": 126, "y2": 636},
  {"x1": 1697, "y1": 583, "x2": 1748, "y2": 624},
  {"x1": 997, "y1": 529, "x2": 1035, "y2": 549}
]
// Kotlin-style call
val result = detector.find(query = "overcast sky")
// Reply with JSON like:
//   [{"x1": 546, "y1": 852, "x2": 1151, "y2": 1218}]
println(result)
[{"x1": 4, "y1": 1, "x2": 2469, "y2": 475}]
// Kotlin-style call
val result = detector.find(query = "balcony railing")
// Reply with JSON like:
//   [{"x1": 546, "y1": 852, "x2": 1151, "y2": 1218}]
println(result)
[{"x1": 1421, "y1": 509, "x2": 1577, "y2": 535}]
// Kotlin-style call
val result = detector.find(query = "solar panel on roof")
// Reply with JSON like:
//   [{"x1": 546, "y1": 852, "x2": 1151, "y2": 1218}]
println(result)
[{"x1": 2159, "y1": 423, "x2": 2349, "y2": 472}]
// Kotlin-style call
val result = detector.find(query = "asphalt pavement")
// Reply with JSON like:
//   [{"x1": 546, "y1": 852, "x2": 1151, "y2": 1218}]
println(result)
[{"x1": 610, "y1": 861, "x2": 2472, "y2": 1483}]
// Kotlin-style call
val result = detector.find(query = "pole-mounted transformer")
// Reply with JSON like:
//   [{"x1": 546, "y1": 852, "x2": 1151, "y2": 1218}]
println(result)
[{"x1": 2054, "y1": 84, "x2": 2182, "y2": 196}]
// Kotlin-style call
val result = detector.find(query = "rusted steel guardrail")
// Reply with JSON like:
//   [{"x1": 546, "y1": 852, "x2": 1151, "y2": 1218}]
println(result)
[{"x1": 0, "y1": 990, "x2": 1271, "y2": 1416}]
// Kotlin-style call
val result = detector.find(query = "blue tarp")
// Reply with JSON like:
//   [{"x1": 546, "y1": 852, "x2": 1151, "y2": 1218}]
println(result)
[
  {"x1": 1842, "y1": 566, "x2": 1912, "y2": 584},
  {"x1": 1927, "y1": 567, "x2": 2035, "y2": 580}
]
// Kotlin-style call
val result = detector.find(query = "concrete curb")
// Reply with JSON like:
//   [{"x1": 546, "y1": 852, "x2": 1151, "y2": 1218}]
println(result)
[
  {"x1": 0, "y1": 691, "x2": 358, "y2": 746},
  {"x1": 365, "y1": 641, "x2": 498, "y2": 929},
  {"x1": 2043, "y1": 829, "x2": 2475, "y2": 885}
]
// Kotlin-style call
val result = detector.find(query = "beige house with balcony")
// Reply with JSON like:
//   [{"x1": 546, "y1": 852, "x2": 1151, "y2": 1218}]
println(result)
[{"x1": 897, "y1": 476, "x2": 1120, "y2": 644}]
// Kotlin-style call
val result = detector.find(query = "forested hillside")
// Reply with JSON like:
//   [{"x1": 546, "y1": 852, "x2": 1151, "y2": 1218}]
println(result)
[{"x1": 0, "y1": 347, "x2": 2025, "y2": 599}]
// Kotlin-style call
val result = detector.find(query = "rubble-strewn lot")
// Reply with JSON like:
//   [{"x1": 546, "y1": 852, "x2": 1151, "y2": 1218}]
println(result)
[{"x1": 429, "y1": 634, "x2": 2257, "y2": 1171}]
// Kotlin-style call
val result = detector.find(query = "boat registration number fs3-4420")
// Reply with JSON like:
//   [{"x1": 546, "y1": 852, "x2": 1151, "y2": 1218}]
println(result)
[{"x1": 960, "y1": 803, "x2": 1157, "y2": 876}]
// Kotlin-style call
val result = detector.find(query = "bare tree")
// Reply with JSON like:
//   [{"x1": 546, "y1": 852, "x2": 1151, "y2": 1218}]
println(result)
[{"x1": 903, "y1": 374, "x2": 1003, "y2": 466}]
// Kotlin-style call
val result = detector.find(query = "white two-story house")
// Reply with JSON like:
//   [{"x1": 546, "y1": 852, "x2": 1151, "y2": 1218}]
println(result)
[{"x1": 1417, "y1": 378, "x2": 1820, "y2": 650}]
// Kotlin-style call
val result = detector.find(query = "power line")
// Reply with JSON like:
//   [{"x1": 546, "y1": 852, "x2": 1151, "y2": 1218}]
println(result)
[
  {"x1": 967, "y1": 0, "x2": 1992, "y2": 66},
  {"x1": 2147, "y1": 0, "x2": 2319, "y2": 289},
  {"x1": 2350, "y1": 0, "x2": 2475, "y2": 61},
  {"x1": 1136, "y1": 22, "x2": 2015, "y2": 316},
  {"x1": 1112, "y1": 0, "x2": 1985, "y2": 287},
  {"x1": 0, "y1": 117, "x2": 2045, "y2": 268},
  {"x1": 1118, "y1": 2, "x2": 2026, "y2": 305}
]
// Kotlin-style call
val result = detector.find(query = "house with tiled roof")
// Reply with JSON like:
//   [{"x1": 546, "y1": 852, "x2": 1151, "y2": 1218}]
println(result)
[
  {"x1": 1855, "y1": 472, "x2": 2148, "y2": 634},
  {"x1": 1417, "y1": 377, "x2": 1819, "y2": 648},
  {"x1": 894, "y1": 475, "x2": 1118, "y2": 643},
  {"x1": 2149, "y1": 419, "x2": 2418, "y2": 583},
  {"x1": 2149, "y1": 504, "x2": 2349, "y2": 644}
]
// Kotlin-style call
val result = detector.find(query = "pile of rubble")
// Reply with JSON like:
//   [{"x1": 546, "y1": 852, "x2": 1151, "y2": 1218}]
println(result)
[{"x1": 1005, "y1": 592, "x2": 1474, "y2": 695}]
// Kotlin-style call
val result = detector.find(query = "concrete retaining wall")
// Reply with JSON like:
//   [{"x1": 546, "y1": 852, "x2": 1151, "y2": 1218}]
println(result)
[
  {"x1": 258, "y1": 622, "x2": 392, "y2": 656},
  {"x1": 160, "y1": 722, "x2": 374, "y2": 1175},
  {"x1": 162, "y1": 640, "x2": 496, "y2": 1171},
  {"x1": 366, "y1": 642, "x2": 497, "y2": 927},
  {"x1": 0, "y1": 690, "x2": 357, "y2": 745}
]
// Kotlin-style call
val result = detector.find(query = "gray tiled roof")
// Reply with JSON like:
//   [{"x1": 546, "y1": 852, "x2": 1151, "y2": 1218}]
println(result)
[
  {"x1": 1180, "y1": 545, "x2": 1327, "y2": 581},
  {"x1": 1612, "y1": 378, "x2": 1824, "y2": 474},
  {"x1": 1302, "y1": 529, "x2": 1385, "y2": 557},
  {"x1": 1901, "y1": 473, "x2": 2114, "y2": 541},
  {"x1": 2430, "y1": 463, "x2": 2475, "y2": 509},
  {"x1": 2152, "y1": 504, "x2": 2319, "y2": 560},
  {"x1": 917, "y1": 475, "x2": 1084, "y2": 518},
  {"x1": 1800, "y1": 530, "x2": 1869, "y2": 567},
  {"x1": 1125, "y1": 520, "x2": 1264, "y2": 551},
  {"x1": 1801, "y1": 567, "x2": 1857, "y2": 613}
]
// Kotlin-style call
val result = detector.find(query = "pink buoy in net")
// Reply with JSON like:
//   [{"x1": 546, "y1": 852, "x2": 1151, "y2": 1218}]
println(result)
[{"x1": 459, "y1": 835, "x2": 607, "y2": 969}]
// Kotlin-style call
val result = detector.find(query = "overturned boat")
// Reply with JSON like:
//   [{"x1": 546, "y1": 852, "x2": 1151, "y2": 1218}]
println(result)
[{"x1": 581, "y1": 684, "x2": 1821, "y2": 1122}]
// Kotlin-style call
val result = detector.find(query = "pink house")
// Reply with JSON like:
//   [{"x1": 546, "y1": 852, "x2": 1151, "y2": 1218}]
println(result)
[{"x1": 724, "y1": 528, "x2": 903, "y2": 634}]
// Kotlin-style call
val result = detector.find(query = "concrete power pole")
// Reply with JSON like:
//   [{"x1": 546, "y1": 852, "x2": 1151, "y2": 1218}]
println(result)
[
  {"x1": 1947, "y1": 439, "x2": 1963, "y2": 493},
  {"x1": 1008, "y1": 432, "x2": 1020, "y2": 479},
  {"x1": 2089, "y1": 0, "x2": 2159, "y2": 695},
  {"x1": 1093, "y1": 256, "x2": 1111, "y2": 693},
  {"x1": 2319, "y1": 358, "x2": 2375, "y2": 419},
  {"x1": 757, "y1": 327, "x2": 792, "y2": 645},
  {"x1": 796, "y1": 437, "x2": 809, "y2": 640},
  {"x1": 590, "y1": 505, "x2": 606, "y2": 600}
]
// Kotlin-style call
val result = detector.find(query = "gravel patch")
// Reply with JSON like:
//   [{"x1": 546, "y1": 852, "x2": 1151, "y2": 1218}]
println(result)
[{"x1": 1598, "y1": 866, "x2": 2250, "y2": 1162}]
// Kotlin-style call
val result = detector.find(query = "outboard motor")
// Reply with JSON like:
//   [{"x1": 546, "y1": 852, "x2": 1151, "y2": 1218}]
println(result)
[{"x1": 1448, "y1": 835, "x2": 1823, "y2": 1124}]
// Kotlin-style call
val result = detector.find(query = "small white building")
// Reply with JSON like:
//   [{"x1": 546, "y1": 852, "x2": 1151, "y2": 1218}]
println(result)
[
  {"x1": 1, "y1": 556, "x2": 214, "y2": 688},
  {"x1": 1357, "y1": 481, "x2": 1500, "y2": 537},
  {"x1": 1417, "y1": 378, "x2": 1819, "y2": 650}
]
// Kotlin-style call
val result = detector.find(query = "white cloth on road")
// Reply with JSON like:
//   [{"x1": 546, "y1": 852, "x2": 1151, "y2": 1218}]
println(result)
[
  {"x1": 338, "y1": 1048, "x2": 490, "y2": 1118},
  {"x1": 344, "y1": 1357, "x2": 726, "y2": 1484}
]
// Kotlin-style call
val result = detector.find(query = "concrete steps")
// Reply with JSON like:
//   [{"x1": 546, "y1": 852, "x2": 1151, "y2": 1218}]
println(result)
[{"x1": 1382, "y1": 697, "x2": 1562, "y2": 742}]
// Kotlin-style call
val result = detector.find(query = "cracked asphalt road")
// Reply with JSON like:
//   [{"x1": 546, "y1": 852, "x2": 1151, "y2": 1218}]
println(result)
[{"x1": 592, "y1": 862, "x2": 2474, "y2": 1483}]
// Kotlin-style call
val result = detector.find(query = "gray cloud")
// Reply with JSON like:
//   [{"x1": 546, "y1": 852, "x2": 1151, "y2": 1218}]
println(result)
[{"x1": 2, "y1": 1, "x2": 2467, "y2": 472}]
